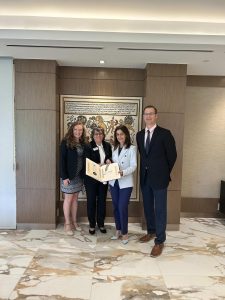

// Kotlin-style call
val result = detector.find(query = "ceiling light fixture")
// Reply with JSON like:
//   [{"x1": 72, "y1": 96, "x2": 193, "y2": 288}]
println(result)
[{"x1": 100, "y1": 60, "x2": 105, "y2": 64}]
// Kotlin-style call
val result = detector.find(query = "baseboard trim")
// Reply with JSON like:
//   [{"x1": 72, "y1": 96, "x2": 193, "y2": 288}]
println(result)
[
  {"x1": 17, "y1": 223, "x2": 56, "y2": 230},
  {"x1": 181, "y1": 212, "x2": 224, "y2": 218},
  {"x1": 181, "y1": 197, "x2": 219, "y2": 214},
  {"x1": 59, "y1": 216, "x2": 141, "y2": 224},
  {"x1": 167, "y1": 224, "x2": 180, "y2": 231},
  {"x1": 17, "y1": 221, "x2": 180, "y2": 231}
]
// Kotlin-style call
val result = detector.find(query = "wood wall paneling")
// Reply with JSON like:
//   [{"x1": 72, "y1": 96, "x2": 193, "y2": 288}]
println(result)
[
  {"x1": 17, "y1": 188, "x2": 56, "y2": 225},
  {"x1": 15, "y1": 59, "x2": 58, "y2": 228},
  {"x1": 59, "y1": 66, "x2": 145, "y2": 97},
  {"x1": 59, "y1": 201, "x2": 141, "y2": 224},
  {"x1": 15, "y1": 73, "x2": 57, "y2": 110},
  {"x1": 167, "y1": 191, "x2": 181, "y2": 224},
  {"x1": 144, "y1": 63, "x2": 187, "y2": 228},
  {"x1": 14, "y1": 59, "x2": 57, "y2": 73},
  {"x1": 60, "y1": 78, "x2": 144, "y2": 97},
  {"x1": 59, "y1": 67, "x2": 145, "y2": 80},
  {"x1": 187, "y1": 76, "x2": 225, "y2": 87},
  {"x1": 16, "y1": 111, "x2": 57, "y2": 189},
  {"x1": 145, "y1": 77, "x2": 186, "y2": 113},
  {"x1": 146, "y1": 64, "x2": 187, "y2": 77}
]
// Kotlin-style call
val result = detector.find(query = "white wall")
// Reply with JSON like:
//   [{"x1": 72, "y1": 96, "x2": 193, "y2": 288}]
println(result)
[
  {"x1": 182, "y1": 86, "x2": 225, "y2": 198},
  {"x1": 0, "y1": 58, "x2": 16, "y2": 229}
]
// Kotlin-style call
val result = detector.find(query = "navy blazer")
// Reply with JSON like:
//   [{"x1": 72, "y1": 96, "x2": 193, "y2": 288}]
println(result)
[
  {"x1": 84, "y1": 140, "x2": 112, "y2": 185},
  {"x1": 136, "y1": 126, "x2": 177, "y2": 189},
  {"x1": 60, "y1": 139, "x2": 85, "y2": 180}
]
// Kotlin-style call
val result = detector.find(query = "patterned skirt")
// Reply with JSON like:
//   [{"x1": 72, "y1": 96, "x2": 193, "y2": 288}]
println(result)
[{"x1": 61, "y1": 176, "x2": 83, "y2": 194}]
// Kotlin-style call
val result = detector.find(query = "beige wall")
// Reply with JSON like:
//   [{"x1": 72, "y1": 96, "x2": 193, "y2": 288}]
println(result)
[{"x1": 182, "y1": 86, "x2": 225, "y2": 199}]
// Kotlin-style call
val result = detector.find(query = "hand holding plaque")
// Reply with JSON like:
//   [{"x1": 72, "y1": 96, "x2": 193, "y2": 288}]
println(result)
[{"x1": 86, "y1": 158, "x2": 121, "y2": 182}]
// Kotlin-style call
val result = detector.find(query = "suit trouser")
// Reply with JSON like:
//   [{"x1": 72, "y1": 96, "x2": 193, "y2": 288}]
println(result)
[
  {"x1": 110, "y1": 180, "x2": 132, "y2": 235},
  {"x1": 141, "y1": 183, "x2": 167, "y2": 244},
  {"x1": 85, "y1": 181, "x2": 108, "y2": 228}
]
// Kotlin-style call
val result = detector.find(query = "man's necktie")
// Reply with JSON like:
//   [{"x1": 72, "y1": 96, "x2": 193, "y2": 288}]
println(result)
[{"x1": 145, "y1": 130, "x2": 150, "y2": 154}]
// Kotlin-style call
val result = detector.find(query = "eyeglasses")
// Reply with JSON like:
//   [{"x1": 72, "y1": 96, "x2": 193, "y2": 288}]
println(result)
[
  {"x1": 143, "y1": 112, "x2": 156, "y2": 116},
  {"x1": 94, "y1": 133, "x2": 103, "y2": 136}
]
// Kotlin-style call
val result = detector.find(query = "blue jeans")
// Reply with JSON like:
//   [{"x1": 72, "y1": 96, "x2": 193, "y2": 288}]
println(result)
[
  {"x1": 141, "y1": 184, "x2": 167, "y2": 244},
  {"x1": 110, "y1": 180, "x2": 132, "y2": 235}
]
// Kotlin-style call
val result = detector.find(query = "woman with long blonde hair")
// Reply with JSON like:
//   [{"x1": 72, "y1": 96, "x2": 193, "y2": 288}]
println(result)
[{"x1": 60, "y1": 121, "x2": 86, "y2": 235}]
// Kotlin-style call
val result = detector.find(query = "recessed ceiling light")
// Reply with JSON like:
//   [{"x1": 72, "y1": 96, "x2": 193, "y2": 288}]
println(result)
[{"x1": 100, "y1": 60, "x2": 105, "y2": 64}]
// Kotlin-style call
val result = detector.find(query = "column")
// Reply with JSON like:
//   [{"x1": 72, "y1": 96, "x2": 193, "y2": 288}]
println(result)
[
  {"x1": 0, "y1": 57, "x2": 16, "y2": 229},
  {"x1": 144, "y1": 63, "x2": 187, "y2": 229},
  {"x1": 15, "y1": 59, "x2": 59, "y2": 229}
]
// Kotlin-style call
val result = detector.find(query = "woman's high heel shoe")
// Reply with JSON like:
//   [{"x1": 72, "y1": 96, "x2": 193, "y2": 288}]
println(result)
[
  {"x1": 71, "y1": 222, "x2": 82, "y2": 231},
  {"x1": 89, "y1": 228, "x2": 95, "y2": 235},
  {"x1": 64, "y1": 224, "x2": 74, "y2": 236},
  {"x1": 111, "y1": 230, "x2": 122, "y2": 240},
  {"x1": 121, "y1": 234, "x2": 129, "y2": 245}
]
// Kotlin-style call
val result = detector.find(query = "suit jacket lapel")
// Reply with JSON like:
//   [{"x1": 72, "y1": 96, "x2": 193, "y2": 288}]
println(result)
[
  {"x1": 139, "y1": 130, "x2": 145, "y2": 154},
  {"x1": 91, "y1": 140, "x2": 97, "y2": 148}
]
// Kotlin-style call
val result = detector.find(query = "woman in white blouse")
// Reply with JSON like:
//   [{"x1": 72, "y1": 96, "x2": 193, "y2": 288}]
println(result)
[{"x1": 109, "y1": 125, "x2": 137, "y2": 244}]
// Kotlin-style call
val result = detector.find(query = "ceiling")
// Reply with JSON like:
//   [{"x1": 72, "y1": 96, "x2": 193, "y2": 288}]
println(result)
[{"x1": 1, "y1": 0, "x2": 225, "y2": 75}]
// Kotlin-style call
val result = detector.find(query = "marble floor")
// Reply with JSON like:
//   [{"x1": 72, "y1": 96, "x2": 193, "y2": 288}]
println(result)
[{"x1": 0, "y1": 218, "x2": 225, "y2": 300}]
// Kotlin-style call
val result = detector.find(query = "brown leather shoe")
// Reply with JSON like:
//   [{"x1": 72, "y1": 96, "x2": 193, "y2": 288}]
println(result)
[
  {"x1": 150, "y1": 243, "x2": 164, "y2": 257},
  {"x1": 139, "y1": 233, "x2": 156, "y2": 243}
]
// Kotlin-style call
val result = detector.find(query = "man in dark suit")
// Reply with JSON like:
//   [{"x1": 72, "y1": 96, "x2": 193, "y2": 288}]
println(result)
[{"x1": 136, "y1": 105, "x2": 177, "y2": 257}]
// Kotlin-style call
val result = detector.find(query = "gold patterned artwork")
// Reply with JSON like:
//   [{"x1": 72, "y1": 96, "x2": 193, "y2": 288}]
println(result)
[{"x1": 60, "y1": 95, "x2": 142, "y2": 201}]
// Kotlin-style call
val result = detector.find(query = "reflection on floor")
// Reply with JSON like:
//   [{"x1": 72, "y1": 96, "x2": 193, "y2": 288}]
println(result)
[{"x1": 0, "y1": 218, "x2": 225, "y2": 299}]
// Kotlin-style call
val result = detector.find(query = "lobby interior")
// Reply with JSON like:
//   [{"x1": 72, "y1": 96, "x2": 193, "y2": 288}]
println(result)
[{"x1": 0, "y1": 1, "x2": 225, "y2": 299}]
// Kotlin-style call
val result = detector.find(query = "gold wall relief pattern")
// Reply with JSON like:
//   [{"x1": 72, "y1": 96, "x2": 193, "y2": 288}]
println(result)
[{"x1": 60, "y1": 95, "x2": 142, "y2": 201}]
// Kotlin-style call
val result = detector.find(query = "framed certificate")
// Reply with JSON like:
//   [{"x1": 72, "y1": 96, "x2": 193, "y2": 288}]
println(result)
[{"x1": 86, "y1": 158, "x2": 121, "y2": 182}]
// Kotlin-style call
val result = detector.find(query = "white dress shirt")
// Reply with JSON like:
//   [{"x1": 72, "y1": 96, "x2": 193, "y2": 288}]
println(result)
[
  {"x1": 97, "y1": 144, "x2": 105, "y2": 164},
  {"x1": 144, "y1": 124, "x2": 157, "y2": 146}
]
